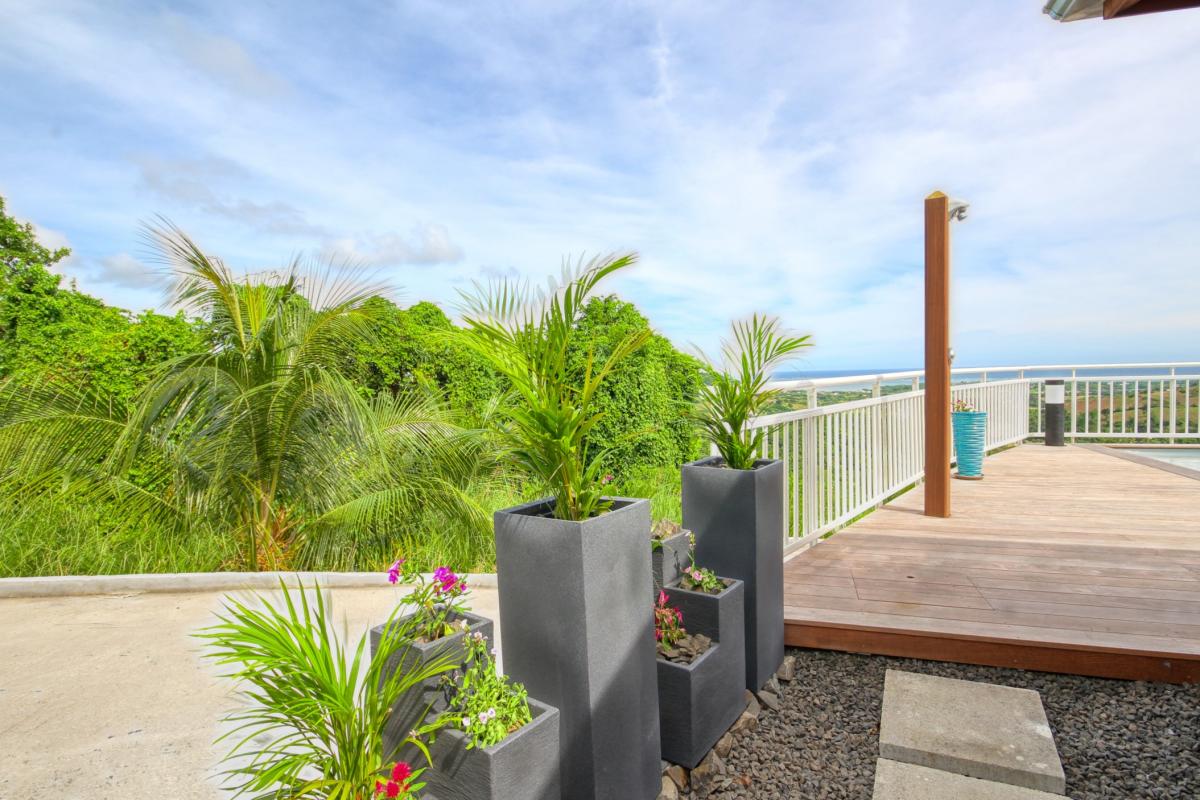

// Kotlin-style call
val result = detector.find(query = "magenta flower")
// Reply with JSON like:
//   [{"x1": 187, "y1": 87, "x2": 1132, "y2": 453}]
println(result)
[
  {"x1": 387, "y1": 559, "x2": 405, "y2": 585},
  {"x1": 432, "y1": 566, "x2": 462, "y2": 594}
]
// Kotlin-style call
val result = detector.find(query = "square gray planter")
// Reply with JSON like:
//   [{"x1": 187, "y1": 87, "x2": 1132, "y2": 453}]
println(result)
[
  {"x1": 421, "y1": 697, "x2": 560, "y2": 800},
  {"x1": 652, "y1": 528, "x2": 691, "y2": 589},
  {"x1": 657, "y1": 579, "x2": 746, "y2": 768},
  {"x1": 369, "y1": 609, "x2": 493, "y2": 763},
  {"x1": 682, "y1": 456, "x2": 784, "y2": 690},
  {"x1": 495, "y1": 496, "x2": 661, "y2": 800}
]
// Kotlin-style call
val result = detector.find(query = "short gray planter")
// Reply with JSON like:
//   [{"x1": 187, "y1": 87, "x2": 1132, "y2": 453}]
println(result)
[
  {"x1": 652, "y1": 528, "x2": 691, "y2": 589},
  {"x1": 421, "y1": 697, "x2": 560, "y2": 800},
  {"x1": 682, "y1": 456, "x2": 784, "y2": 690},
  {"x1": 369, "y1": 609, "x2": 493, "y2": 763},
  {"x1": 495, "y1": 496, "x2": 661, "y2": 800},
  {"x1": 657, "y1": 579, "x2": 746, "y2": 768}
]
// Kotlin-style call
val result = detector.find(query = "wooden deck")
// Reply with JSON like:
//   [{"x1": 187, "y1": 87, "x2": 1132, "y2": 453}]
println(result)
[{"x1": 783, "y1": 444, "x2": 1200, "y2": 682}]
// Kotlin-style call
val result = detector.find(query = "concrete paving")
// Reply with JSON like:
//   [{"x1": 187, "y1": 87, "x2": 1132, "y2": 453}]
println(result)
[
  {"x1": 0, "y1": 584, "x2": 501, "y2": 800},
  {"x1": 873, "y1": 759, "x2": 1070, "y2": 800},
  {"x1": 879, "y1": 670, "x2": 1066, "y2": 794}
]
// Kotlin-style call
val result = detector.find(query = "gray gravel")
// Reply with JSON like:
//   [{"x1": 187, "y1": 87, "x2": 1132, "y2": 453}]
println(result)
[{"x1": 704, "y1": 649, "x2": 1200, "y2": 800}]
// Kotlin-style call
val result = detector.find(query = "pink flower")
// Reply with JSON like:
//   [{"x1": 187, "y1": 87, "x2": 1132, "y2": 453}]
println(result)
[
  {"x1": 385, "y1": 780, "x2": 401, "y2": 798},
  {"x1": 432, "y1": 566, "x2": 461, "y2": 594},
  {"x1": 391, "y1": 762, "x2": 412, "y2": 782},
  {"x1": 375, "y1": 780, "x2": 383, "y2": 795},
  {"x1": 657, "y1": 589, "x2": 668, "y2": 606},
  {"x1": 387, "y1": 559, "x2": 405, "y2": 585}
]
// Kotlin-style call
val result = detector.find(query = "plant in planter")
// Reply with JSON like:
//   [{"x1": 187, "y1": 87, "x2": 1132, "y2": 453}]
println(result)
[
  {"x1": 198, "y1": 580, "x2": 455, "y2": 799},
  {"x1": 651, "y1": 518, "x2": 692, "y2": 589},
  {"x1": 684, "y1": 314, "x2": 811, "y2": 689},
  {"x1": 371, "y1": 559, "x2": 493, "y2": 763},
  {"x1": 952, "y1": 398, "x2": 988, "y2": 479},
  {"x1": 420, "y1": 632, "x2": 561, "y2": 800},
  {"x1": 678, "y1": 562, "x2": 731, "y2": 595},
  {"x1": 458, "y1": 254, "x2": 662, "y2": 799},
  {"x1": 654, "y1": 583, "x2": 747, "y2": 768},
  {"x1": 655, "y1": 589, "x2": 711, "y2": 662}
]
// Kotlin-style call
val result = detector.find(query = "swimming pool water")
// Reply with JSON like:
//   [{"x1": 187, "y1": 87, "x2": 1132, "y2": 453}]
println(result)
[{"x1": 1125, "y1": 448, "x2": 1200, "y2": 472}]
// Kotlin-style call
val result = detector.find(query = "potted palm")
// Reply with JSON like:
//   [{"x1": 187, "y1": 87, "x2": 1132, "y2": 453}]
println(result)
[
  {"x1": 198, "y1": 581, "x2": 457, "y2": 800},
  {"x1": 683, "y1": 314, "x2": 811, "y2": 689},
  {"x1": 458, "y1": 254, "x2": 662, "y2": 800},
  {"x1": 422, "y1": 632, "x2": 561, "y2": 800},
  {"x1": 952, "y1": 398, "x2": 988, "y2": 479}
]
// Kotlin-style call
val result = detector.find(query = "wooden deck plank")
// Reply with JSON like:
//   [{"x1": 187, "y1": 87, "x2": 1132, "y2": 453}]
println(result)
[{"x1": 783, "y1": 444, "x2": 1200, "y2": 682}]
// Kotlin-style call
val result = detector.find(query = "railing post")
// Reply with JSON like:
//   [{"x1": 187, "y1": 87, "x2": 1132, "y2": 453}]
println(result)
[
  {"x1": 924, "y1": 191, "x2": 952, "y2": 518},
  {"x1": 1070, "y1": 369, "x2": 1077, "y2": 444},
  {"x1": 1170, "y1": 367, "x2": 1178, "y2": 443},
  {"x1": 873, "y1": 378, "x2": 882, "y2": 398},
  {"x1": 806, "y1": 387, "x2": 818, "y2": 409}
]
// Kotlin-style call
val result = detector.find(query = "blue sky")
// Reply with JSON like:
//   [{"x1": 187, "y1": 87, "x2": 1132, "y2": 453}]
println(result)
[{"x1": 2, "y1": 1, "x2": 1198, "y2": 370}]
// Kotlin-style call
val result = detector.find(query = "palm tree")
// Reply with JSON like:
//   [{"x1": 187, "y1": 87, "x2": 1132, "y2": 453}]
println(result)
[{"x1": 0, "y1": 224, "x2": 489, "y2": 570}]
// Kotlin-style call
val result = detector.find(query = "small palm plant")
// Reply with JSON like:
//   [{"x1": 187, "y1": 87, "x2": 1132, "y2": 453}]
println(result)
[
  {"x1": 198, "y1": 581, "x2": 455, "y2": 799},
  {"x1": 457, "y1": 254, "x2": 651, "y2": 521},
  {"x1": 695, "y1": 314, "x2": 812, "y2": 470}
]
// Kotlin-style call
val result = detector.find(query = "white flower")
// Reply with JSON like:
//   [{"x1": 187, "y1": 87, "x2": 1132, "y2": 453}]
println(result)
[
  {"x1": 486, "y1": 707, "x2": 497, "y2": 721},
  {"x1": 462, "y1": 717, "x2": 472, "y2": 728},
  {"x1": 478, "y1": 711, "x2": 489, "y2": 724}
]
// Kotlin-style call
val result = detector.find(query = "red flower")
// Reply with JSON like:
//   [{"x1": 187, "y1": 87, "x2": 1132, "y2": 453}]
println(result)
[
  {"x1": 374, "y1": 780, "x2": 383, "y2": 796},
  {"x1": 390, "y1": 762, "x2": 413, "y2": 782},
  {"x1": 385, "y1": 780, "x2": 401, "y2": 798}
]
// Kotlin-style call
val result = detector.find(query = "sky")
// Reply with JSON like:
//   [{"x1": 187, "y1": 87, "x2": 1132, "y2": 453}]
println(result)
[{"x1": 1, "y1": 1, "x2": 1198, "y2": 371}]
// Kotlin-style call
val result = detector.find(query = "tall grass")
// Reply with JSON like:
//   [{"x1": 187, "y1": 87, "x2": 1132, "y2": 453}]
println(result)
[{"x1": 0, "y1": 466, "x2": 685, "y2": 578}]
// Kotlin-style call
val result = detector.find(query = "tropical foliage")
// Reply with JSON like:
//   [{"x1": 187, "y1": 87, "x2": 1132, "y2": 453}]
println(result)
[
  {"x1": 0, "y1": 197, "x2": 711, "y2": 575},
  {"x1": 198, "y1": 582, "x2": 451, "y2": 799},
  {"x1": 0, "y1": 222, "x2": 493, "y2": 570},
  {"x1": 695, "y1": 314, "x2": 812, "y2": 470},
  {"x1": 457, "y1": 254, "x2": 652, "y2": 521}
]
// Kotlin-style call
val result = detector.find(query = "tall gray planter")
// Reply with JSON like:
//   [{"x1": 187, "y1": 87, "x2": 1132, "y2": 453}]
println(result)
[
  {"x1": 421, "y1": 697, "x2": 560, "y2": 800},
  {"x1": 682, "y1": 456, "x2": 784, "y2": 690},
  {"x1": 652, "y1": 528, "x2": 691, "y2": 589},
  {"x1": 495, "y1": 496, "x2": 661, "y2": 800},
  {"x1": 369, "y1": 610, "x2": 493, "y2": 763},
  {"x1": 657, "y1": 579, "x2": 745, "y2": 768}
]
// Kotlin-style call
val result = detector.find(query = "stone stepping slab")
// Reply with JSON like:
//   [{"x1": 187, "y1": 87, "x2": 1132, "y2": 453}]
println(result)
[
  {"x1": 879, "y1": 670, "x2": 1066, "y2": 795},
  {"x1": 873, "y1": 759, "x2": 1072, "y2": 800}
]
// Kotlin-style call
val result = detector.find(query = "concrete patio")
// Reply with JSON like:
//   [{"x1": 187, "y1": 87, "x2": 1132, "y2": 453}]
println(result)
[{"x1": 0, "y1": 585, "x2": 500, "y2": 800}]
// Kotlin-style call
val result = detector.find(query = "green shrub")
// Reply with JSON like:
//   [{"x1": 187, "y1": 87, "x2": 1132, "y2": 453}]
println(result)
[{"x1": 569, "y1": 296, "x2": 703, "y2": 477}]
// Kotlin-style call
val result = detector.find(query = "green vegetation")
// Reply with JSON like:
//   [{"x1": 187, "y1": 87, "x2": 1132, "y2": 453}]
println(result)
[
  {"x1": 0, "y1": 199, "x2": 698, "y2": 576},
  {"x1": 1, "y1": 224, "x2": 495, "y2": 572},
  {"x1": 198, "y1": 582, "x2": 450, "y2": 798},
  {"x1": 458, "y1": 254, "x2": 652, "y2": 521},
  {"x1": 695, "y1": 314, "x2": 812, "y2": 470}
]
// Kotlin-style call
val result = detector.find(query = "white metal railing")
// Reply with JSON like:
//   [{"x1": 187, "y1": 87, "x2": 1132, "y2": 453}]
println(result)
[
  {"x1": 753, "y1": 362, "x2": 1197, "y2": 553},
  {"x1": 751, "y1": 378, "x2": 1029, "y2": 552},
  {"x1": 1028, "y1": 373, "x2": 1200, "y2": 441}
]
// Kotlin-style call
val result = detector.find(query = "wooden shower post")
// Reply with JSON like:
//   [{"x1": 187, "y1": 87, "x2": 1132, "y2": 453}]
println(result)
[{"x1": 924, "y1": 191, "x2": 952, "y2": 517}]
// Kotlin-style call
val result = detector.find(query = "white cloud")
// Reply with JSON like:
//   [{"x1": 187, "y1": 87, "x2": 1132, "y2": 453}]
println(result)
[
  {"x1": 95, "y1": 253, "x2": 165, "y2": 290},
  {"x1": 161, "y1": 11, "x2": 289, "y2": 99},
  {"x1": 322, "y1": 224, "x2": 465, "y2": 267}
]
